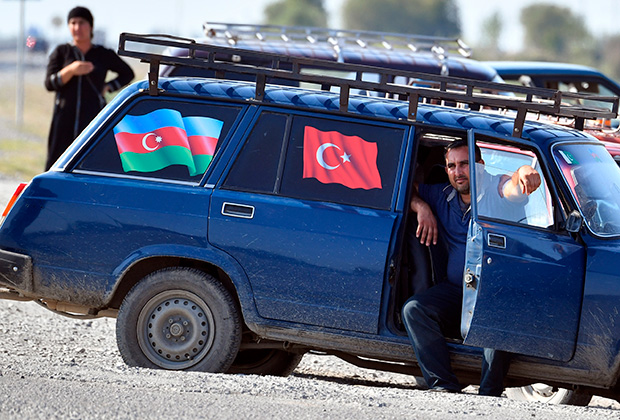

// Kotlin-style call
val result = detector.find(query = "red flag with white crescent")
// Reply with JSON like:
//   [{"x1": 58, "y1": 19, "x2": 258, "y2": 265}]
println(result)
[{"x1": 303, "y1": 126, "x2": 382, "y2": 190}]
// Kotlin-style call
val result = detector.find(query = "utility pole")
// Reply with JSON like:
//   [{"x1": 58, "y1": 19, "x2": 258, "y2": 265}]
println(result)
[
  {"x1": 8, "y1": 0, "x2": 38, "y2": 127},
  {"x1": 16, "y1": 0, "x2": 25, "y2": 126}
]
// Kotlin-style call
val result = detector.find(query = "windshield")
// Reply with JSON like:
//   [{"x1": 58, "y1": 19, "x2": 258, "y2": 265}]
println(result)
[{"x1": 553, "y1": 143, "x2": 620, "y2": 236}]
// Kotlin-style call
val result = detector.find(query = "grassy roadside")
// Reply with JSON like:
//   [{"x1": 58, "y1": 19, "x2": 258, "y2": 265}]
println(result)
[
  {"x1": 0, "y1": 66, "x2": 52, "y2": 180},
  {"x1": 0, "y1": 56, "x2": 146, "y2": 181}
]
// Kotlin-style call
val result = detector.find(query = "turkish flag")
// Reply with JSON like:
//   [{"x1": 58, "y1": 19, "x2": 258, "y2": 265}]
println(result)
[{"x1": 303, "y1": 126, "x2": 382, "y2": 190}]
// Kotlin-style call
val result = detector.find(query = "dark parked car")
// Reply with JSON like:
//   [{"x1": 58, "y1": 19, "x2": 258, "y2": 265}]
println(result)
[
  {"x1": 0, "y1": 34, "x2": 619, "y2": 406},
  {"x1": 161, "y1": 23, "x2": 505, "y2": 87},
  {"x1": 486, "y1": 61, "x2": 620, "y2": 101},
  {"x1": 487, "y1": 60, "x2": 620, "y2": 152}
]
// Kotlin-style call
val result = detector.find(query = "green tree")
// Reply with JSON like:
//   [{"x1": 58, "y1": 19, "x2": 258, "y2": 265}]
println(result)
[
  {"x1": 479, "y1": 11, "x2": 502, "y2": 57},
  {"x1": 599, "y1": 34, "x2": 620, "y2": 81},
  {"x1": 264, "y1": 0, "x2": 328, "y2": 27},
  {"x1": 520, "y1": 4, "x2": 592, "y2": 61},
  {"x1": 341, "y1": 0, "x2": 461, "y2": 37}
]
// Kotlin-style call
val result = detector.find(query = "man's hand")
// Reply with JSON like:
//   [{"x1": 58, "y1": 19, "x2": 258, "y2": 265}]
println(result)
[
  {"x1": 502, "y1": 165, "x2": 541, "y2": 200},
  {"x1": 59, "y1": 60, "x2": 94, "y2": 85},
  {"x1": 515, "y1": 165, "x2": 541, "y2": 195},
  {"x1": 66, "y1": 60, "x2": 94, "y2": 76},
  {"x1": 410, "y1": 195, "x2": 438, "y2": 246}
]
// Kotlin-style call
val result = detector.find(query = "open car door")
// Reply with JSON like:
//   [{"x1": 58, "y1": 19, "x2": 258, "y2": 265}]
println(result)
[{"x1": 460, "y1": 130, "x2": 586, "y2": 362}]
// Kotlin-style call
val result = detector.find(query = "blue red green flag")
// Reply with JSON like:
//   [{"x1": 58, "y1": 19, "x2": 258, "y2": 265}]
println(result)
[{"x1": 113, "y1": 109, "x2": 223, "y2": 176}]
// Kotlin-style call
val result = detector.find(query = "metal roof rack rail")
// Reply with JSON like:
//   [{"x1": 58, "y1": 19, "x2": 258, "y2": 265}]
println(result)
[
  {"x1": 202, "y1": 21, "x2": 472, "y2": 59},
  {"x1": 118, "y1": 33, "x2": 619, "y2": 138}
]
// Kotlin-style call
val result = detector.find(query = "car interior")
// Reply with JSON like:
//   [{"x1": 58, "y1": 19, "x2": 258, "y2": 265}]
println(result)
[{"x1": 391, "y1": 129, "x2": 460, "y2": 338}]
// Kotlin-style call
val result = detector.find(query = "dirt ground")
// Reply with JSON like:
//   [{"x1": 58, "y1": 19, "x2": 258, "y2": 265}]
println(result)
[{"x1": 0, "y1": 296, "x2": 618, "y2": 420}]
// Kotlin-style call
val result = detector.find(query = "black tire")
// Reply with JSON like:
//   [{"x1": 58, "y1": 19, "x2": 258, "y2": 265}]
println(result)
[
  {"x1": 228, "y1": 349, "x2": 304, "y2": 376},
  {"x1": 505, "y1": 384, "x2": 592, "y2": 406},
  {"x1": 116, "y1": 267, "x2": 241, "y2": 372}
]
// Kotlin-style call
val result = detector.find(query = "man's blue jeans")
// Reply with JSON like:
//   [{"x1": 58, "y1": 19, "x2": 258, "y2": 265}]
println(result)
[
  {"x1": 402, "y1": 282, "x2": 510, "y2": 395},
  {"x1": 480, "y1": 348, "x2": 511, "y2": 396}
]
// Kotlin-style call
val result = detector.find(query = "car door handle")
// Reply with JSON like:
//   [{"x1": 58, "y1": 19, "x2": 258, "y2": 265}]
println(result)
[
  {"x1": 487, "y1": 233, "x2": 506, "y2": 249},
  {"x1": 221, "y1": 202, "x2": 255, "y2": 219}
]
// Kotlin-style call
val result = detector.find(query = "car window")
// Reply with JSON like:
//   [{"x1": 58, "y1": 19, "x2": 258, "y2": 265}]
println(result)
[
  {"x1": 280, "y1": 116, "x2": 404, "y2": 209},
  {"x1": 553, "y1": 143, "x2": 620, "y2": 236},
  {"x1": 223, "y1": 112, "x2": 288, "y2": 193},
  {"x1": 476, "y1": 142, "x2": 554, "y2": 229},
  {"x1": 75, "y1": 99, "x2": 242, "y2": 183},
  {"x1": 224, "y1": 112, "x2": 405, "y2": 210},
  {"x1": 544, "y1": 79, "x2": 616, "y2": 110}
]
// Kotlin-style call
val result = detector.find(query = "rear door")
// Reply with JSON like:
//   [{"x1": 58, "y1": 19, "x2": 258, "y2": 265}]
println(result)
[
  {"x1": 461, "y1": 132, "x2": 586, "y2": 361},
  {"x1": 209, "y1": 110, "x2": 408, "y2": 334}
]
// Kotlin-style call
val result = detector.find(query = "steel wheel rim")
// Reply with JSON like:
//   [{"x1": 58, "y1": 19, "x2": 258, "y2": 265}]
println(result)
[
  {"x1": 137, "y1": 290, "x2": 216, "y2": 369},
  {"x1": 523, "y1": 383, "x2": 565, "y2": 401}
]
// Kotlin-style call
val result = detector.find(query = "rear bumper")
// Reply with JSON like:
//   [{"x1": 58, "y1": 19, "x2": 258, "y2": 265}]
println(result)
[{"x1": 0, "y1": 249, "x2": 33, "y2": 294}]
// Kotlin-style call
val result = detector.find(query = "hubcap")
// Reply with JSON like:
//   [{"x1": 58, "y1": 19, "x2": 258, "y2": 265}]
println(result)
[
  {"x1": 137, "y1": 290, "x2": 216, "y2": 369},
  {"x1": 531, "y1": 383, "x2": 555, "y2": 398}
]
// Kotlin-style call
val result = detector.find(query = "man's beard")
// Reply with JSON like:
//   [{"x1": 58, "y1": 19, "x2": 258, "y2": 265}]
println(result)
[{"x1": 452, "y1": 177, "x2": 470, "y2": 195}]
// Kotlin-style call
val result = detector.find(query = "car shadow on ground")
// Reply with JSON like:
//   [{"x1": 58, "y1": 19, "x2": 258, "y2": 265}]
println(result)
[{"x1": 292, "y1": 371, "x2": 426, "y2": 391}]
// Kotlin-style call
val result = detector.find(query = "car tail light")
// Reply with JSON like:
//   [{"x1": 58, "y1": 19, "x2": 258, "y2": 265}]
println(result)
[{"x1": 1, "y1": 182, "x2": 28, "y2": 224}]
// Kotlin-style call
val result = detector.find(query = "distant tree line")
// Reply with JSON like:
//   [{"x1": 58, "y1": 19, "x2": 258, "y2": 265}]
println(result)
[
  {"x1": 262, "y1": 0, "x2": 620, "y2": 81},
  {"x1": 478, "y1": 5, "x2": 620, "y2": 82},
  {"x1": 264, "y1": 0, "x2": 327, "y2": 27}
]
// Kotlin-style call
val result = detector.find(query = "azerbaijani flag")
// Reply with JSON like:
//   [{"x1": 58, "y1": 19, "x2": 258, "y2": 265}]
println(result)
[{"x1": 113, "y1": 109, "x2": 223, "y2": 176}]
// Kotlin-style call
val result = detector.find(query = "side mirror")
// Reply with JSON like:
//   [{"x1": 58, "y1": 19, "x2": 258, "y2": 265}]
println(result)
[{"x1": 565, "y1": 210, "x2": 583, "y2": 233}]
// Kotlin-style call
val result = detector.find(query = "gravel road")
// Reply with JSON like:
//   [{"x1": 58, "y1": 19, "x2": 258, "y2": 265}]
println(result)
[{"x1": 0, "y1": 297, "x2": 618, "y2": 420}]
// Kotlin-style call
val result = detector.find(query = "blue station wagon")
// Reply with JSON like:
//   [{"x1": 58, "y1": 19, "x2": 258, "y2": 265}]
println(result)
[{"x1": 0, "y1": 34, "x2": 620, "y2": 406}]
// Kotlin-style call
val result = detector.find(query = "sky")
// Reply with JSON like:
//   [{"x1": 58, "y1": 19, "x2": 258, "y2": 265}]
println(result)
[{"x1": 2, "y1": 0, "x2": 620, "y2": 54}]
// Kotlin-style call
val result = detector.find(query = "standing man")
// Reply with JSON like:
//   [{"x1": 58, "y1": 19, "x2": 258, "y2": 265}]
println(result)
[
  {"x1": 402, "y1": 139, "x2": 541, "y2": 395},
  {"x1": 45, "y1": 6, "x2": 134, "y2": 170}
]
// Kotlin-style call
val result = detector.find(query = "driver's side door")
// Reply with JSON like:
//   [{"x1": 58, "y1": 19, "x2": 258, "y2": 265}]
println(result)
[{"x1": 461, "y1": 133, "x2": 586, "y2": 361}]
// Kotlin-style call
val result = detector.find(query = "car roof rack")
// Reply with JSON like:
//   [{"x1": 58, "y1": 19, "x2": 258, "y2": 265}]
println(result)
[
  {"x1": 202, "y1": 22, "x2": 472, "y2": 59},
  {"x1": 118, "y1": 33, "x2": 619, "y2": 139}
]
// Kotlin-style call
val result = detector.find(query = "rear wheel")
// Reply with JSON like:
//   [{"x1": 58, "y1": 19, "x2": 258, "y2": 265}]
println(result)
[
  {"x1": 116, "y1": 267, "x2": 241, "y2": 372},
  {"x1": 228, "y1": 349, "x2": 304, "y2": 376},
  {"x1": 505, "y1": 384, "x2": 592, "y2": 406}
]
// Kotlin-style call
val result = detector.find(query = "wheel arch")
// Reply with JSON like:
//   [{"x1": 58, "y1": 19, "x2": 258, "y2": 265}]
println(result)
[{"x1": 105, "y1": 246, "x2": 258, "y2": 322}]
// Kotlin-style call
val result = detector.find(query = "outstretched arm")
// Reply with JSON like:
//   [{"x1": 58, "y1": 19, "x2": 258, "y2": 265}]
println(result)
[{"x1": 501, "y1": 165, "x2": 541, "y2": 201}]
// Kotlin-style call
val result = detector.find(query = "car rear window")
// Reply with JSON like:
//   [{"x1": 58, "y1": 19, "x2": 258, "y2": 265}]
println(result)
[{"x1": 74, "y1": 98, "x2": 242, "y2": 183}]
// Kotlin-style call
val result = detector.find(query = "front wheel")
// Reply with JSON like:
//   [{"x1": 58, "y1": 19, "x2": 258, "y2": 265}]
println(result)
[
  {"x1": 505, "y1": 384, "x2": 592, "y2": 406},
  {"x1": 116, "y1": 268, "x2": 242, "y2": 372}
]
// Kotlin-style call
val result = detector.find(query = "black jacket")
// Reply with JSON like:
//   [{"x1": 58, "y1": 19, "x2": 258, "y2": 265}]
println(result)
[{"x1": 45, "y1": 43, "x2": 134, "y2": 170}]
